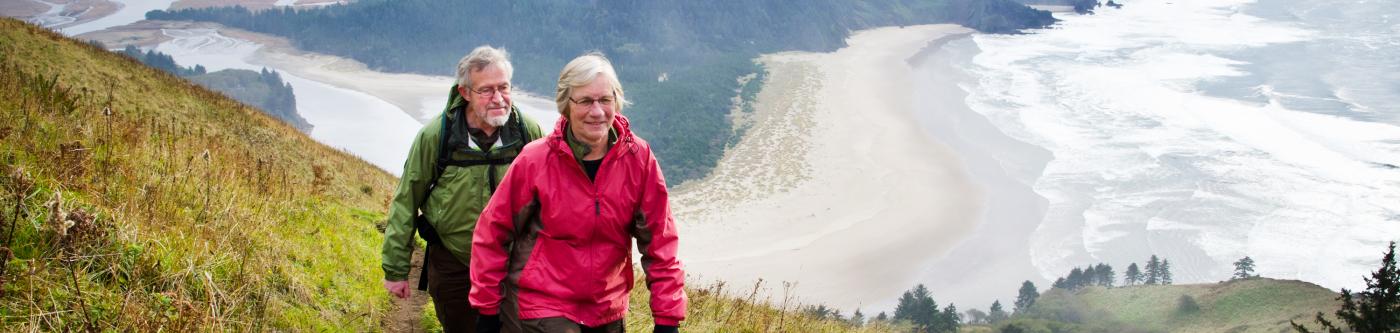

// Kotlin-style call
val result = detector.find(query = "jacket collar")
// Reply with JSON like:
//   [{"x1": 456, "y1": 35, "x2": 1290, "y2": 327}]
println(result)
[
  {"x1": 565, "y1": 124, "x2": 617, "y2": 163},
  {"x1": 549, "y1": 113, "x2": 634, "y2": 159}
]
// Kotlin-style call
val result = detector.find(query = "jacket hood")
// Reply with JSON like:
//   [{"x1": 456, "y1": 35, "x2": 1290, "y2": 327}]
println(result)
[{"x1": 445, "y1": 84, "x2": 466, "y2": 112}]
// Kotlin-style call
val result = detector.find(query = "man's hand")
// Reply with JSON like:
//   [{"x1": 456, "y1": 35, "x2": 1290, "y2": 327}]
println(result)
[{"x1": 383, "y1": 279, "x2": 411, "y2": 299}]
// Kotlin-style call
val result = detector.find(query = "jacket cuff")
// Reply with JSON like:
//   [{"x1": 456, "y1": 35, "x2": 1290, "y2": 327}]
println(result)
[
  {"x1": 653, "y1": 316, "x2": 682, "y2": 326},
  {"x1": 383, "y1": 269, "x2": 409, "y2": 282},
  {"x1": 476, "y1": 306, "x2": 499, "y2": 316}
]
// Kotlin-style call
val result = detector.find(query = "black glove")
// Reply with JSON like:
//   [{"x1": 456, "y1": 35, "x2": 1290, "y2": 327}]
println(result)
[
  {"x1": 476, "y1": 314, "x2": 502, "y2": 333},
  {"x1": 654, "y1": 324, "x2": 679, "y2": 333}
]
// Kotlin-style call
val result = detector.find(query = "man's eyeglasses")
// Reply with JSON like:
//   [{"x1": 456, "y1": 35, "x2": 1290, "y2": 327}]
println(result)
[
  {"x1": 568, "y1": 96, "x2": 615, "y2": 108},
  {"x1": 472, "y1": 84, "x2": 511, "y2": 97}
]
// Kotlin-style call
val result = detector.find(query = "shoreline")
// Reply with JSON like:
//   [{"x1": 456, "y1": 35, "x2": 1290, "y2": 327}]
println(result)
[
  {"x1": 674, "y1": 24, "x2": 986, "y2": 312},
  {"x1": 906, "y1": 36, "x2": 1054, "y2": 310}
]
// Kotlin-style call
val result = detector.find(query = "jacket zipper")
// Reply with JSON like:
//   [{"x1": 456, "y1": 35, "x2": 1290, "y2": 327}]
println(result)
[
  {"x1": 562, "y1": 140, "x2": 622, "y2": 216},
  {"x1": 557, "y1": 135, "x2": 624, "y2": 289}
]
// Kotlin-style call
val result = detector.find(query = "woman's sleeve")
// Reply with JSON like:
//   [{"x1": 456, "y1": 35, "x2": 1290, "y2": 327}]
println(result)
[{"x1": 632, "y1": 149, "x2": 687, "y2": 326}]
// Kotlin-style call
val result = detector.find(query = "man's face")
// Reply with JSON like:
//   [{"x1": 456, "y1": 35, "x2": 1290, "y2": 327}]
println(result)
[
  {"x1": 461, "y1": 65, "x2": 512, "y2": 128},
  {"x1": 567, "y1": 76, "x2": 617, "y2": 146}
]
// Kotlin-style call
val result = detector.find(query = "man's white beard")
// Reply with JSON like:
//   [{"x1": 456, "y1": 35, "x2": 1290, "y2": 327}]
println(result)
[{"x1": 486, "y1": 112, "x2": 509, "y2": 127}]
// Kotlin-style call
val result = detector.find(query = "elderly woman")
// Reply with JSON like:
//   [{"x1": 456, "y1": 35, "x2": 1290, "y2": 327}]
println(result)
[{"x1": 470, "y1": 53, "x2": 686, "y2": 333}]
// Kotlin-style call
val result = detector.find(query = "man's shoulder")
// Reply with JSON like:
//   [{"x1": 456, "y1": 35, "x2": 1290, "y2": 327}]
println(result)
[
  {"x1": 512, "y1": 108, "x2": 544, "y2": 139},
  {"x1": 417, "y1": 112, "x2": 447, "y2": 141}
]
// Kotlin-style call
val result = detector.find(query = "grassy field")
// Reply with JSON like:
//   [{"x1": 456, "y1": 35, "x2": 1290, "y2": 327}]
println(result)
[
  {"x1": 1008, "y1": 278, "x2": 1343, "y2": 333},
  {"x1": 0, "y1": 18, "x2": 902, "y2": 332}
]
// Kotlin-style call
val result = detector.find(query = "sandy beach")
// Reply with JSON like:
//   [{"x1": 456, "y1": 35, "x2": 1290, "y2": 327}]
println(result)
[{"x1": 673, "y1": 24, "x2": 986, "y2": 312}]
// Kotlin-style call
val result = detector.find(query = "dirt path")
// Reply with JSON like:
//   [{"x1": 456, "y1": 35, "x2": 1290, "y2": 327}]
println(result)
[{"x1": 384, "y1": 247, "x2": 430, "y2": 333}]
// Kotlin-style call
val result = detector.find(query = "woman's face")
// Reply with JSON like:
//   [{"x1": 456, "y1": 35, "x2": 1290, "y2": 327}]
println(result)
[{"x1": 567, "y1": 75, "x2": 617, "y2": 146}]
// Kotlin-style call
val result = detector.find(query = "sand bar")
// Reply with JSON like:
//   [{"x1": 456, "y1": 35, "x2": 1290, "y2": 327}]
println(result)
[{"x1": 674, "y1": 24, "x2": 982, "y2": 312}]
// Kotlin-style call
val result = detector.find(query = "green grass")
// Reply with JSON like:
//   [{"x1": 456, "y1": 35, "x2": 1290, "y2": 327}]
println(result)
[
  {"x1": 626, "y1": 279, "x2": 910, "y2": 332},
  {"x1": 1018, "y1": 278, "x2": 1343, "y2": 333},
  {"x1": 0, "y1": 17, "x2": 398, "y2": 331},
  {"x1": 420, "y1": 299, "x2": 442, "y2": 333}
]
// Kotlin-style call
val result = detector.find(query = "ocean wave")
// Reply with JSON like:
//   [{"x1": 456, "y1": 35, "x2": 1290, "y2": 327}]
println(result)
[{"x1": 962, "y1": 0, "x2": 1400, "y2": 289}]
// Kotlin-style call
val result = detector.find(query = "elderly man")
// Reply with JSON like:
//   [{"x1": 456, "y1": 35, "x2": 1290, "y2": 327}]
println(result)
[{"x1": 381, "y1": 46, "x2": 544, "y2": 332}]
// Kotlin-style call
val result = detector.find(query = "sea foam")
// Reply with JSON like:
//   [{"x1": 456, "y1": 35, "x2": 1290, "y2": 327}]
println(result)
[{"x1": 963, "y1": 0, "x2": 1400, "y2": 289}]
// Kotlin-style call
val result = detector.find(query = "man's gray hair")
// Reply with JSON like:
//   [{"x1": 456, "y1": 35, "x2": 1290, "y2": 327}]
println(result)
[
  {"x1": 555, "y1": 51, "x2": 629, "y2": 116},
  {"x1": 456, "y1": 46, "x2": 514, "y2": 89}
]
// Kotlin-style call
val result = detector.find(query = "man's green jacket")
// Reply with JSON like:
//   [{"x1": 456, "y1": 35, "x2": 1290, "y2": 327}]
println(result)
[{"x1": 381, "y1": 85, "x2": 544, "y2": 281}]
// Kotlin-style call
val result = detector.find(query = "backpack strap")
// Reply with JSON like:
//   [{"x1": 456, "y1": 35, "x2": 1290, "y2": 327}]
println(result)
[
  {"x1": 413, "y1": 111, "x2": 453, "y2": 291},
  {"x1": 413, "y1": 108, "x2": 528, "y2": 291}
]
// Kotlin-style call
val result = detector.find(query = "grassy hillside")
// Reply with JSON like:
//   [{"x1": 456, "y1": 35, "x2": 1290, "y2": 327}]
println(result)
[
  {"x1": 0, "y1": 18, "x2": 903, "y2": 332},
  {"x1": 0, "y1": 17, "x2": 398, "y2": 331},
  {"x1": 1001, "y1": 278, "x2": 1342, "y2": 333}
]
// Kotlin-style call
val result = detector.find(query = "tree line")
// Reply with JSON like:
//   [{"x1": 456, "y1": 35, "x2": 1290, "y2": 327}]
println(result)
[
  {"x1": 146, "y1": 0, "x2": 1056, "y2": 185},
  {"x1": 861, "y1": 246, "x2": 1400, "y2": 333},
  {"x1": 117, "y1": 45, "x2": 309, "y2": 131}
]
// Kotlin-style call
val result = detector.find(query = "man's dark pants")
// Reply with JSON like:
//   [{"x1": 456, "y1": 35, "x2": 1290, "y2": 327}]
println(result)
[{"x1": 427, "y1": 242, "x2": 479, "y2": 332}]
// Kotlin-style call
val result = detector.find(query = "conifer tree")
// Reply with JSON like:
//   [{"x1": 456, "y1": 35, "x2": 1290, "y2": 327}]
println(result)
[
  {"x1": 1125, "y1": 262, "x2": 1142, "y2": 286},
  {"x1": 1233, "y1": 256, "x2": 1257, "y2": 280},
  {"x1": 1015, "y1": 281, "x2": 1039, "y2": 314},
  {"x1": 988, "y1": 300, "x2": 1009, "y2": 324},
  {"x1": 934, "y1": 304, "x2": 961, "y2": 333},
  {"x1": 850, "y1": 308, "x2": 865, "y2": 326},
  {"x1": 894, "y1": 288, "x2": 919, "y2": 324},
  {"x1": 1067, "y1": 267, "x2": 1085, "y2": 289},
  {"x1": 894, "y1": 284, "x2": 940, "y2": 330},
  {"x1": 1294, "y1": 242, "x2": 1400, "y2": 333},
  {"x1": 1145, "y1": 255, "x2": 1162, "y2": 285},
  {"x1": 1095, "y1": 263, "x2": 1116, "y2": 287},
  {"x1": 1162, "y1": 259, "x2": 1174, "y2": 285}
]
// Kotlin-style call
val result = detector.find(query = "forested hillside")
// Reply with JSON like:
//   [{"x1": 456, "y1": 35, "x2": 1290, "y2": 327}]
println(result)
[
  {"x1": 117, "y1": 46, "x2": 309, "y2": 131},
  {"x1": 147, "y1": 0, "x2": 1056, "y2": 184}
]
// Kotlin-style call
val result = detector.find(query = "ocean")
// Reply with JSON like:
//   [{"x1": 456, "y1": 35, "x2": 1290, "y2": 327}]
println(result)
[{"x1": 946, "y1": 0, "x2": 1400, "y2": 290}]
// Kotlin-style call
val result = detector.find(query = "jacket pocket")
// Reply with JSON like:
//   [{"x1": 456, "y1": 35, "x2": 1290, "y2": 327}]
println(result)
[
  {"x1": 424, "y1": 167, "x2": 463, "y2": 228},
  {"x1": 516, "y1": 236, "x2": 583, "y2": 301}
]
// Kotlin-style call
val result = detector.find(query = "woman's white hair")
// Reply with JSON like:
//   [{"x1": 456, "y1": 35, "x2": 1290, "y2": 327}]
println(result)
[
  {"x1": 456, "y1": 46, "x2": 513, "y2": 88},
  {"x1": 555, "y1": 51, "x2": 629, "y2": 116}
]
